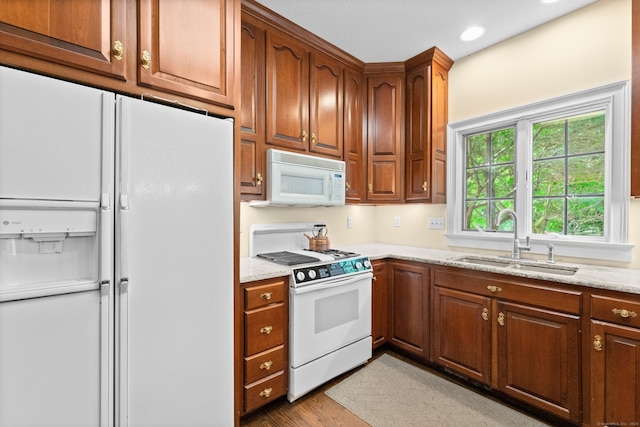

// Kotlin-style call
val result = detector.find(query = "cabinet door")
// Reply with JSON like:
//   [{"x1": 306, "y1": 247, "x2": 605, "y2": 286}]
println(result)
[
  {"x1": 265, "y1": 31, "x2": 309, "y2": 151},
  {"x1": 0, "y1": 0, "x2": 126, "y2": 79},
  {"x1": 432, "y1": 286, "x2": 491, "y2": 384},
  {"x1": 405, "y1": 61, "x2": 448, "y2": 203},
  {"x1": 497, "y1": 301, "x2": 580, "y2": 424},
  {"x1": 405, "y1": 64, "x2": 431, "y2": 202},
  {"x1": 590, "y1": 320, "x2": 640, "y2": 426},
  {"x1": 344, "y1": 67, "x2": 366, "y2": 202},
  {"x1": 430, "y1": 61, "x2": 448, "y2": 204},
  {"x1": 240, "y1": 18, "x2": 265, "y2": 198},
  {"x1": 367, "y1": 73, "x2": 404, "y2": 202},
  {"x1": 138, "y1": 0, "x2": 235, "y2": 107},
  {"x1": 389, "y1": 262, "x2": 429, "y2": 358},
  {"x1": 309, "y1": 52, "x2": 343, "y2": 158},
  {"x1": 372, "y1": 260, "x2": 388, "y2": 349}
]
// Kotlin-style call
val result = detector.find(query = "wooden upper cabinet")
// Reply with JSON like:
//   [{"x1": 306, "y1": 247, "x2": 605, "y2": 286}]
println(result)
[
  {"x1": 344, "y1": 67, "x2": 366, "y2": 202},
  {"x1": 265, "y1": 31, "x2": 309, "y2": 151},
  {"x1": 0, "y1": 0, "x2": 126, "y2": 79},
  {"x1": 309, "y1": 52, "x2": 343, "y2": 158},
  {"x1": 366, "y1": 70, "x2": 404, "y2": 202},
  {"x1": 240, "y1": 18, "x2": 266, "y2": 199},
  {"x1": 138, "y1": 0, "x2": 236, "y2": 107},
  {"x1": 404, "y1": 48, "x2": 452, "y2": 203}
]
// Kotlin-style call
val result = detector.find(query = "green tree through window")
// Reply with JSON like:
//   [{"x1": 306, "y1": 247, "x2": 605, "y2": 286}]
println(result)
[{"x1": 464, "y1": 111, "x2": 605, "y2": 237}]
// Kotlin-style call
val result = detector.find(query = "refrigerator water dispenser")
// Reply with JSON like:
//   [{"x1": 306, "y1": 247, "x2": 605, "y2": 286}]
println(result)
[{"x1": 0, "y1": 201, "x2": 99, "y2": 301}]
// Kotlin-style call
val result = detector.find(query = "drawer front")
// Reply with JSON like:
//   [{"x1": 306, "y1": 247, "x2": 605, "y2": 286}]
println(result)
[
  {"x1": 591, "y1": 294, "x2": 640, "y2": 327},
  {"x1": 245, "y1": 280, "x2": 286, "y2": 310},
  {"x1": 245, "y1": 304, "x2": 285, "y2": 356},
  {"x1": 434, "y1": 269, "x2": 581, "y2": 314},
  {"x1": 244, "y1": 372, "x2": 287, "y2": 413},
  {"x1": 245, "y1": 345, "x2": 285, "y2": 385}
]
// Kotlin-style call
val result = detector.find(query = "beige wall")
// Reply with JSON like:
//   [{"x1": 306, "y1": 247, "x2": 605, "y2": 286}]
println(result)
[{"x1": 241, "y1": 0, "x2": 636, "y2": 267}]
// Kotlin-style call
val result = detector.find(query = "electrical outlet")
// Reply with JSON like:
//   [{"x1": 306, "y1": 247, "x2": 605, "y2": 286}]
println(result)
[
  {"x1": 347, "y1": 217, "x2": 353, "y2": 229},
  {"x1": 428, "y1": 217, "x2": 445, "y2": 230},
  {"x1": 394, "y1": 216, "x2": 401, "y2": 227}
]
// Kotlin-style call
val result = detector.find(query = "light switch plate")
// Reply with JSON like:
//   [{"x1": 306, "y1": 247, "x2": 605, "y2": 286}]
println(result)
[{"x1": 428, "y1": 217, "x2": 445, "y2": 230}]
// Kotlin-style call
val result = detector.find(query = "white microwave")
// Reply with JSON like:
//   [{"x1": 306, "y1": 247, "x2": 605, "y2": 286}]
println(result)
[{"x1": 251, "y1": 149, "x2": 346, "y2": 207}]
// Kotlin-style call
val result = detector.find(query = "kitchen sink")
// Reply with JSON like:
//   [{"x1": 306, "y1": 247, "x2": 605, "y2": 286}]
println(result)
[
  {"x1": 508, "y1": 263, "x2": 578, "y2": 276},
  {"x1": 452, "y1": 256, "x2": 513, "y2": 267},
  {"x1": 451, "y1": 256, "x2": 578, "y2": 276}
]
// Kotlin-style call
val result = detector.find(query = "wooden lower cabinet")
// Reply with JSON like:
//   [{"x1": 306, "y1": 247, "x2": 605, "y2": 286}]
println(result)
[
  {"x1": 432, "y1": 286, "x2": 491, "y2": 383},
  {"x1": 242, "y1": 278, "x2": 288, "y2": 415},
  {"x1": 496, "y1": 301, "x2": 580, "y2": 423},
  {"x1": 590, "y1": 293, "x2": 640, "y2": 426},
  {"x1": 432, "y1": 267, "x2": 582, "y2": 424},
  {"x1": 389, "y1": 261, "x2": 430, "y2": 359},
  {"x1": 372, "y1": 260, "x2": 388, "y2": 349}
]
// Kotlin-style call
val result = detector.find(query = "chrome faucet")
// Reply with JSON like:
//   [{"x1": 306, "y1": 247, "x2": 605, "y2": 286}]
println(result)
[{"x1": 495, "y1": 209, "x2": 530, "y2": 259}]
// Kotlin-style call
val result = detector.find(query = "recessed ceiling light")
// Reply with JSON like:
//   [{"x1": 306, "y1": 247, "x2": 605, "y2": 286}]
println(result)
[
  {"x1": 540, "y1": 0, "x2": 562, "y2": 4},
  {"x1": 460, "y1": 26, "x2": 485, "y2": 42}
]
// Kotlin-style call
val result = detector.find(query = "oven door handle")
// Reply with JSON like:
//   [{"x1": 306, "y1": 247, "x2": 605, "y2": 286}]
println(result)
[{"x1": 291, "y1": 272, "x2": 373, "y2": 295}]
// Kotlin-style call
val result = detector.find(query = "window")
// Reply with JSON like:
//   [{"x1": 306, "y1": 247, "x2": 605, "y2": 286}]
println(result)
[{"x1": 447, "y1": 82, "x2": 632, "y2": 262}]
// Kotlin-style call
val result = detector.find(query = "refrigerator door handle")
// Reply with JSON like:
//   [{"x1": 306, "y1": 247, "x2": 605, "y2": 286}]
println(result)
[{"x1": 120, "y1": 278, "x2": 129, "y2": 294}]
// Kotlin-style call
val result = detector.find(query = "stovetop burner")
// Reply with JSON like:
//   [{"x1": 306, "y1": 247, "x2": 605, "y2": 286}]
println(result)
[
  {"x1": 303, "y1": 249, "x2": 358, "y2": 259},
  {"x1": 257, "y1": 251, "x2": 320, "y2": 266}
]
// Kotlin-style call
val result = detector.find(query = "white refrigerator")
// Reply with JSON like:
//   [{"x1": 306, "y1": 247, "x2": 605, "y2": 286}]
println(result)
[{"x1": 0, "y1": 66, "x2": 234, "y2": 427}]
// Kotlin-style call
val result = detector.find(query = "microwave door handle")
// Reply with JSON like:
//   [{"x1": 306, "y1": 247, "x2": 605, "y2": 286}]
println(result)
[{"x1": 292, "y1": 272, "x2": 373, "y2": 295}]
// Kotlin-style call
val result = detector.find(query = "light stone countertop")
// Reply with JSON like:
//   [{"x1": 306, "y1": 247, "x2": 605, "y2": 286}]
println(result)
[{"x1": 240, "y1": 243, "x2": 640, "y2": 295}]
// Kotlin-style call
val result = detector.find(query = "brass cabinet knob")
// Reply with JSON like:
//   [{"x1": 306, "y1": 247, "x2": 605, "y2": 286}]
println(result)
[
  {"x1": 612, "y1": 308, "x2": 637, "y2": 319},
  {"x1": 256, "y1": 173, "x2": 263, "y2": 186},
  {"x1": 260, "y1": 388, "x2": 273, "y2": 398},
  {"x1": 260, "y1": 291, "x2": 272, "y2": 301},
  {"x1": 301, "y1": 130, "x2": 307, "y2": 142},
  {"x1": 345, "y1": 182, "x2": 351, "y2": 191},
  {"x1": 113, "y1": 40, "x2": 124, "y2": 61},
  {"x1": 497, "y1": 312, "x2": 505, "y2": 326},
  {"x1": 593, "y1": 335, "x2": 603, "y2": 351},
  {"x1": 368, "y1": 184, "x2": 373, "y2": 193},
  {"x1": 481, "y1": 308, "x2": 489, "y2": 321},
  {"x1": 487, "y1": 285, "x2": 502, "y2": 293},
  {"x1": 422, "y1": 181, "x2": 429, "y2": 192},
  {"x1": 260, "y1": 360, "x2": 273, "y2": 370},
  {"x1": 260, "y1": 325, "x2": 273, "y2": 334},
  {"x1": 311, "y1": 133, "x2": 317, "y2": 144},
  {"x1": 141, "y1": 50, "x2": 151, "y2": 69}
]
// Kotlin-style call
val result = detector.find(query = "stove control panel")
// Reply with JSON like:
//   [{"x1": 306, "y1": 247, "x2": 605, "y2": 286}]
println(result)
[{"x1": 292, "y1": 256, "x2": 372, "y2": 285}]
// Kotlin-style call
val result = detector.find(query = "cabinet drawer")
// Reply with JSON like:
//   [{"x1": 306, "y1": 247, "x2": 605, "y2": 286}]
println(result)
[
  {"x1": 591, "y1": 294, "x2": 640, "y2": 327},
  {"x1": 245, "y1": 304, "x2": 285, "y2": 356},
  {"x1": 244, "y1": 345, "x2": 285, "y2": 385},
  {"x1": 244, "y1": 372, "x2": 287, "y2": 413},
  {"x1": 245, "y1": 280, "x2": 286, "y2": 310},
  {"x1": 434, "y1": 269, "x2": 581, "y2": 314}
]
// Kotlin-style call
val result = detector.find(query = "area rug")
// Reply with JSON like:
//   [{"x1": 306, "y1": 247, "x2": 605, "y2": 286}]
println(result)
[{"x1": 325, "y1": 354, "x2": 551, "y2": 427}]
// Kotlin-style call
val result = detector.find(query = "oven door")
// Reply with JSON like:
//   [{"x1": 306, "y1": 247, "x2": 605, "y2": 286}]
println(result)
[{"x1": 289, "y1": 272, "x2": 372, "y2": 368}]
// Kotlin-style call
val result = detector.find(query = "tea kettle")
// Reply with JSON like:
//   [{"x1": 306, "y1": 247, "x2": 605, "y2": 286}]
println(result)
[{"x1": 304, "y1": 224, "x2": 330, "y2": 251}]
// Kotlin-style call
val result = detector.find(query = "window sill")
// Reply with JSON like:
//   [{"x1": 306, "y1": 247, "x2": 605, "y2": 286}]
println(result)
[{"x1": 445, "y1": 233, "x2": 634, "y2": 263}]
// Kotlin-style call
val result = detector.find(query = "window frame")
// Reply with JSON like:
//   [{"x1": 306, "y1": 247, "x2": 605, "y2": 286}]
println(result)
[{"x1": 446, "y1": 81, "x2": 633, "y2": 262}]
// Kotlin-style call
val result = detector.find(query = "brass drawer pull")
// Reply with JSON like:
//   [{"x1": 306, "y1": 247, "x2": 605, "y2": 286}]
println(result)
[
  {"x1": 612, "y1": 308, "x2": 637, "y2": 319},
  {"x1": 481, "y1": 308, "x2": 489, "y2": 321},
  {"x1": 260, "y1": 360, "x2": 273, "y2": 370},
  {"x1": 593, "y1": 335, "x2": 603, "y2": 352},
  {"x1": 260, "y1": 325, "x2": 273, "y2": 334},
  {"x1": 497, "y1": 312, "x2": 505, "y2": 326},
  {"x1": 487, "y1": 285, "x2": 502, "y2": 293},
  {"x1": 259, "y1": 387, "x2": 272, "y2": 398},
  {"x1": 256, "y1": 173, "x2": 263, "y2": 185},
  {"x1": 260, "y1": 292, "x2": 273, "y2": 301}
]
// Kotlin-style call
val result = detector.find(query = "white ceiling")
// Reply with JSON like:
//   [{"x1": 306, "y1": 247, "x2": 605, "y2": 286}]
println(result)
[{"x1": 254, "y1": 0, "x2": 598, "y2": 62}]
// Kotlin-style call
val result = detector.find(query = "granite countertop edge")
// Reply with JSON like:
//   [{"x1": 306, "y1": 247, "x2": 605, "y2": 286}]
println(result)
[{"x1": 240, "y1": 243, "x2": 640, "y2": 295}]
